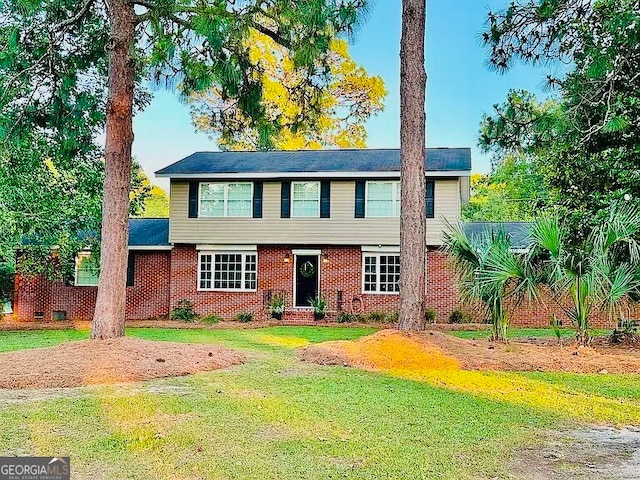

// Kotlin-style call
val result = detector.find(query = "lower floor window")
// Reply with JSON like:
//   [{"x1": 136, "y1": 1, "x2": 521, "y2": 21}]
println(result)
[
  {"x1": 75, "y1": 251, "x2": 99, "y2": 286},
  {"x1": 363, "y1": 254, "x2": 400, "y2": 293},
  {"x1": 199, "y1": 252, "x2": 257, "y2": 291}
]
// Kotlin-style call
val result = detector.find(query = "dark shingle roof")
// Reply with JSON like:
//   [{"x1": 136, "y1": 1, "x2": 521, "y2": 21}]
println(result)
[
  {"x1": 156, "y1": 148, "x2": 471, "y2": 177},
  {"x1": 462, "y1": 222, "x2": 532, "y2": 250},
  {"x1": 128, "y1": 218, "x2": 170, "y2": 247}
]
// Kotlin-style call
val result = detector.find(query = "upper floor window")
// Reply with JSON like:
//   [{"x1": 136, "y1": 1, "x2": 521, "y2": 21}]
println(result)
[
  {"x1": 75, "y1": 251, "x2": 99, "y2": 286},
  {"x1": 199, "y1": 182, "x2": 253, "y2": 217},
  {"x1": 291, "y1": 182, "x2": 320, "y2": 217},
  {"x1": 366, "y1": 181, "x2": 400, "y2": 217}
]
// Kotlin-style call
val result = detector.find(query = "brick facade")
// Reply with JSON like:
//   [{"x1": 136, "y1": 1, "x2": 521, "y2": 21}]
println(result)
[
  {"x1": 13, "y1": 251, "x2": 171, "y2": 321},
  {"x1": 168, "y1": 245, "x2": 464, "y2": 323},
  {"x1": 11, "y1": 244, "x2": 624, "y2": 328}
]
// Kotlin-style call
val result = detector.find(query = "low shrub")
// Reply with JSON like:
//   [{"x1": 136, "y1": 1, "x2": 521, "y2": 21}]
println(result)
[
  {"x1": 170, "y1": 300, "x2": 197, "y2": 322},
  {"x1": 448, "y1": 309, "x2": 471, "y2": 324},
  {"x1": 425, "y1": 307, "x2": 437, "y2": 323},
  {"x1": 366, "y1": 311, "x2": 388, "y2": 323},
  {"x1": 384, "y1": 311, "x2": 399, "y2": 323},
  {"x1": 611, "y1": 318, "x2": 639, "y2": 345},
  {"x1": 200, "y1": 314, "x2": 222, "y2": 324},
  {"x1": 336, "y1": 312, "x2": 362, "y2": 323},
  {"x1": 236, "y1": 312, "x2": 253, "y2": 323}
]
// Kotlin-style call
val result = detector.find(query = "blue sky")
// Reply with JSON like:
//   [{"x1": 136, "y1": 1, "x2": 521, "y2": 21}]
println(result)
[{"x1": 133, "y1": 1, "x2": 552, "y2": 189}]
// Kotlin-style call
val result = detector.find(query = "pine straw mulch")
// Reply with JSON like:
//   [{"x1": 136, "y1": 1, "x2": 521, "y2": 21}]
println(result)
[
  {"x1": 298, "y1": 329, "x2": 640, "y2": 374},
  {"x1": 0, "y1": 338, "x2": 245, "y2": 389}
]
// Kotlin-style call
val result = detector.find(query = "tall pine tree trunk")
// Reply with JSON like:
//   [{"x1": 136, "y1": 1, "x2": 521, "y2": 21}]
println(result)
[
  {"x1": 398, "y1": 0, "x2": 427, "y2": 331},
  {"x1": 91, "y1": 0, "x2": 135, "y2": 339}
]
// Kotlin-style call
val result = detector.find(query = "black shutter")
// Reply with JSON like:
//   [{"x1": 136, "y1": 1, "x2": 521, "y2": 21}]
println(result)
[
  {"x1": 320, "y1": 181, "x2": 331, "y2": 218},
  {"x1": 188, "y1": 182, "x2": 199, "y2": 218},
  {"x1": 426, "y1": 180, "x2": 435, "y2": 218},
  {"x1": 126, "y1": 253, "x2": 135, "y2": 287},
  {"x1": 253, "y1": 182, "x2": 263, "y2": 218},
  {"x1": 281, "y1": 181, "x2": 291, "y2": 218},
  {"x1": 355, "y1": 180, "x2": 365, "y2": 218}
]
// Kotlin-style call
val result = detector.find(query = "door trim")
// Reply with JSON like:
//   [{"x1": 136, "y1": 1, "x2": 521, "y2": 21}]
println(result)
[
  {"x1": 293, "y1": 254, "x2": 321, "y2": 309},
  {"x1": 292, "y1": 249, "x2": 322, "y2": 256}
]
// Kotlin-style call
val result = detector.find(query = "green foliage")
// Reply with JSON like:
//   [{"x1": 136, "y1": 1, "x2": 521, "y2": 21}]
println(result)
[
  {"x1": 200, "y1": 313, "x2": 222, "y2": 325},
  {"x1": 0, "y1": 262, "x2": 15, "y2": 302},
  {"x1": 449, "y1": 310, "x2": 470, "y2": 324},
  {"x1": 336, "y1": 312, "x2": 362, "y2": 323},
  {"x1": 528, "y1": 204, "x2": 640, "y2": 345},
  {"x1": 267, "y1": 292, "x2": 286, "y2": 317},
  {"x1": 482, "y1": 1, "x2": 640, "y2": 239},
  {"x1": 235, "y1": 312, "x2": 253, "y2": 323},
  {"x1": 190, "y1": 35, "x2": 386, "y2": 150},
  {"x1": 424, "y1": 307, "x2": 437, "y2": 324},
  {"x1": 170, "y1": 300, "x2": 197, "y2": 322},
  {"x1": 443, "y1": 222, "x2": 539, "y2": 341},
  {"x1": 462, "y1": 154, "x2": 551, "y2": 222},
  {"x1": 549, "y1": 315, "x2": 563, "y2": 344},
  {"x1": 137, "y1": 185, "x2": 169, "y2": 218},
  {"x1": 309, "y1": 295, "x2": 327, "y2": 316}
]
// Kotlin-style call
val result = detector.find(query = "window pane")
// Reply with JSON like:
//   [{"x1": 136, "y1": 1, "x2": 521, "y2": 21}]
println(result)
[
  {"x1": 199, "y1": 182, "x2": 252, "y2": 217},
  {"x1": 363, "y1": 256, "x2": 377, "y2": 292},
  {"x1": 379, "y1": 255, "x2": 400, "y2": 292},
  {"x1": 292, "y1": 182, "x2": 319, "y2": 217},
  {"x1": 76, "y1": 255, "x2": 99, "y2": 286},
  {"x1": 200, "y1": 254, "x2": 213, "y2": 289},
  {"x1": 227, "y1": 183, "x2": 252, "y2": 217},
  {"x1": 207, "y1": 253, "x2": 257, "y2": 290},
  {"x1": 367, "y1": 182, "x2": 396, "y2": 217},
  {"x1": 244, "y1": 254, "x2": 257, "y2": 290}
]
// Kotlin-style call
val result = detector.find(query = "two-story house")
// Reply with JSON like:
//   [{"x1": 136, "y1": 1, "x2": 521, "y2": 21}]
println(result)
[
  {"x1": 12, "y1": 148, "x2": 471, "y2": 323},
  {"x1": 155, "y1": 148, "x2": 470, "y2": 321}
]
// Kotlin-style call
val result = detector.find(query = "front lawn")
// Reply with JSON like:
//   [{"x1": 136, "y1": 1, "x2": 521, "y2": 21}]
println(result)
[{"x1": 0, "y1": 326, "x2": 636, "y2": 479}]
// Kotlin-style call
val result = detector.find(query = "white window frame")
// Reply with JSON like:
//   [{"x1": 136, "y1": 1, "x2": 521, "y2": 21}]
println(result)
[
  {"x1": 198, "y1": 182, "x2": 253, "y2": 218},
  {"x1": 198, "y1": 250, "x2": 258, "y2": 292},
  {"x1": 74, "y1": 251, "x2": 99, "y2": 287},
  {"x1": 291, "y1": 181, "x2": 321, "y2": 218},
  {"x1": 361, "y1": 253, "x2": 400, "y2": 295},
  {"x1": 365, "y1": 180, "x2": 401, "y2": 218}
]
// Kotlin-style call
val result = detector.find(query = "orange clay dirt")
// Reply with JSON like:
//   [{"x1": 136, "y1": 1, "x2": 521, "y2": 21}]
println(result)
[
  {"x1": 299, "y1": 329, "x2": 640, "y2": 374},
  {"x1": 0, "y1": 338, "x2": 244, "y2": 389}
]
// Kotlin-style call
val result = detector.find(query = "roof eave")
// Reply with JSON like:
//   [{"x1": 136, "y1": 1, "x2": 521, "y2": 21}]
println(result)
[{"x1": 156, "y1": 170, "x2": 471, "y2": 179}]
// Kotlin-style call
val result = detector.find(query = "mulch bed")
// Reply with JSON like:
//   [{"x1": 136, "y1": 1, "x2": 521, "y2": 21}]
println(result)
[
  {"x1": 0, "y1": 338, "x2": 245, "y2": 389},
  {"x1": 300, "y1": 329, "x2": 640, "y2": 374}
]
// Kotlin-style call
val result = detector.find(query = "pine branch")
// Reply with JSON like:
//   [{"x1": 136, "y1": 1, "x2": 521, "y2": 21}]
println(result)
[{"x1": 53, "y1": 0, "x2": 95, "y2": 31}]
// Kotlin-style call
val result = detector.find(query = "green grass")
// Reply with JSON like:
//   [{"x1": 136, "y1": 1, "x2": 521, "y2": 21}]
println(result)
[
  {"x1": 520, "y1": 372, "x2": 640, "y2": 401},
  {"x1": 0, "y1": 325, "x2": 636, "y2": 479},
  {"x1": 449, "y1": 327, "x2": 610, "y2": 340},
  {"x1": 0, "y1": 329, "x2": 89, "y2": 353}
]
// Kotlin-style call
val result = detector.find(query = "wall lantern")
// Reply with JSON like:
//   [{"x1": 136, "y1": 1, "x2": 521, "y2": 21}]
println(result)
[
  {"x1": 283, "y1": 253, "x2": 291, "y2": 263},
  {"x1": 322, "y1": 253, "x2": 329, "y2": 264}
]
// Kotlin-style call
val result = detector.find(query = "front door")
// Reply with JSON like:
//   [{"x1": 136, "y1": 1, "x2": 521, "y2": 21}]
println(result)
[{"x1": 295, "y1": 255, "x2": 319, "y2": 307}]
